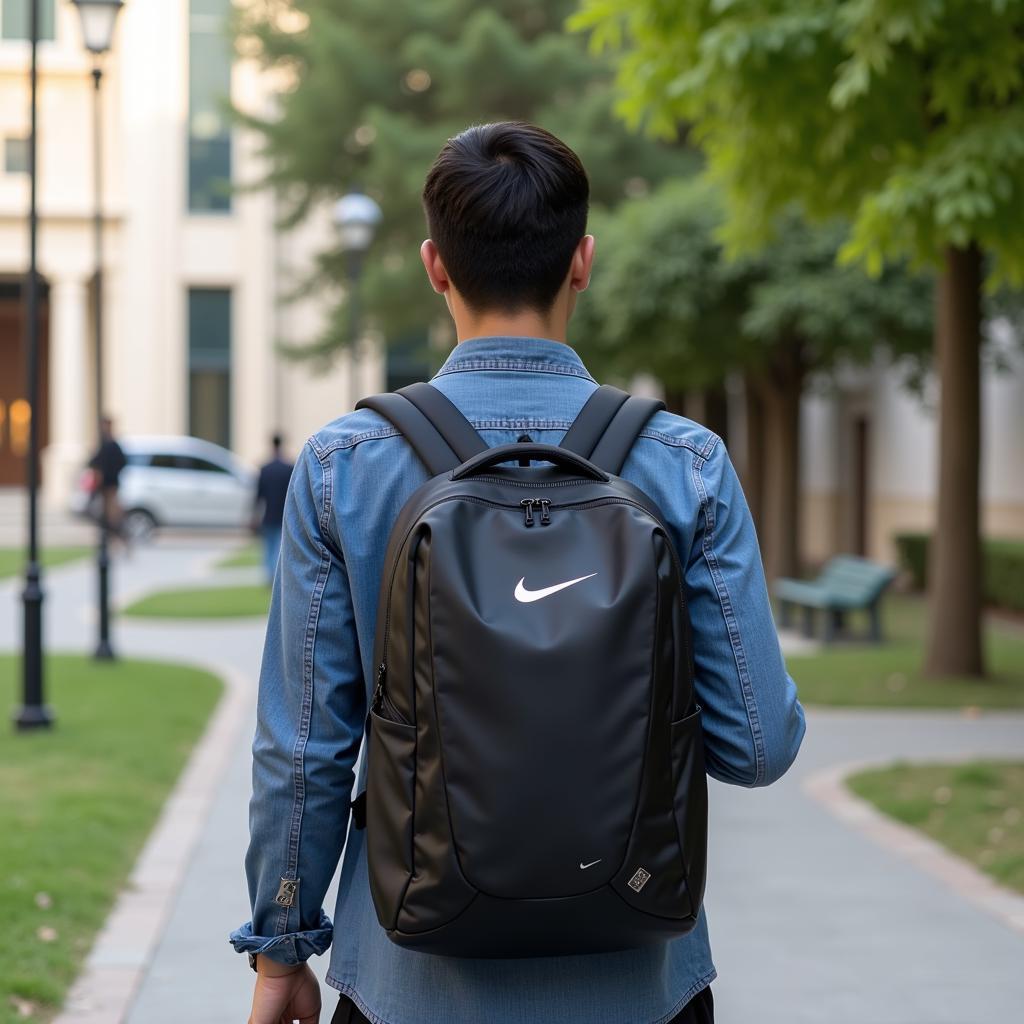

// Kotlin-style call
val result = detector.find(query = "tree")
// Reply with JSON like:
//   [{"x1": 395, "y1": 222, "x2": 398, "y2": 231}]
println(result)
[
  {"x1": 573, "y1": 179, "x2": 932, "y2": 580},
  {"x1": 233, "y1": 0, "x2": 696, "y2": 360},
  {"x1": 570, "y1": 179, "x2": 742, "y2": 397},
  {"x1": 572, "y1": 0, "x2": 1024, "y2": 676}
]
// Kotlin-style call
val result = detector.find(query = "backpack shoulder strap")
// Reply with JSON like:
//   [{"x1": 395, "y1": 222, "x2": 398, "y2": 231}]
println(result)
[
  {"x1": 397, "y1": 382, "x2": 488, "y2": 463},
  {"x1": 355, "y1": 382, "x2": 486, "y2": 477},
  {"x1": 559, "y1": 385, "x2": 630, "y2": 457},
  {"x1": 560, "y1": 384, "x2": 666, "y2": 475}
]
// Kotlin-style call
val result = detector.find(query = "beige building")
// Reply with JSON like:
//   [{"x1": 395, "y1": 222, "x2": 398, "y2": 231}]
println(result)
[
  {"x1": 0, "y1": 0, "x2": 383, "y2": 509},
  {"x1": 798, "y1": 327, "x2": 1024, "y2": 565},
  {"x1": 0, "y1": 2, "x2": 1020, "y2": 560}
]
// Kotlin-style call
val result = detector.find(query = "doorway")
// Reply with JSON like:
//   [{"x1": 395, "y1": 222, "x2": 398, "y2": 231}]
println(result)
[
  {"x1": 851, "y1": 413, "x2": 870, "y2": 556},
  {"x1": 0, "y1": 279, "x2": 50, "y2": 486}
]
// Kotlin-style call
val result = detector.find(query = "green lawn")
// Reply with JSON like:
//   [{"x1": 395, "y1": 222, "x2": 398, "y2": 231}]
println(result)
[
  {"x1": 120, "y1": 584, "x2": 270, "y2": 619},
  {"x1": 0, "y1": 548, "x2": 91, "y2": 582},
  {"x1": 0, "y1": 655, "x2": 221, "y2": 1024},
  {"x1": 216, "y1": 541, "x2": 262, "y2": 570},
  {"x1": 849, "y1": 761, "x2": 1024, "y2": 894},
  {"x1": 787, "y1": 596, "x2": 1024, "y2": 708}
]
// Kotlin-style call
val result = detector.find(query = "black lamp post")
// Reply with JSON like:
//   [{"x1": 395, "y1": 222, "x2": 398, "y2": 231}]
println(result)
[
  {"x1": 14, "y1": 0, "x2": 51, "y2": 731},
  {"x1": 70, "y1": 0, "x2": 125, "y2": 661},
  {"x1": 332, "y1": 192, "x2": 382, "y2": 406}
]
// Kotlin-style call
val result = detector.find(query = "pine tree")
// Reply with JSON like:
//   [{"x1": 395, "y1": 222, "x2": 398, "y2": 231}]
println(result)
[{"x1": 235, "y1": 0, "x2": 696, "y2": 359}]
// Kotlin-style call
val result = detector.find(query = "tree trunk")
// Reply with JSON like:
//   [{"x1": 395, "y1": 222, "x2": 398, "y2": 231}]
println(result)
[
  {"x1": 663, "y1": 387, "x2": 686, "y2": 416},
  {"x1": 757, "y1": 344, "x2": 805, "y2": 584},
  {"x1": 924, "y1": 245, "x2": 985, "y2": 678},
  {"x1": 663, "y1": 386, "x2": 729, "y2": 445},
  {"x1": 700, "y1": 383, "x2": 730, "y2": 449},
  {"x1": 742, "y1": 372, "x2": 765, "y2": 532}
]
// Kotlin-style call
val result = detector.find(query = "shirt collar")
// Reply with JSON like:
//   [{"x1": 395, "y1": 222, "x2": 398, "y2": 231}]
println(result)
[{"x1": 433, "y1": 335, "x2": 595, "y2": 381}]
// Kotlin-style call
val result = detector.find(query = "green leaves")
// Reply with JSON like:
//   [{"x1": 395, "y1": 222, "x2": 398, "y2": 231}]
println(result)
[
  {"x1": 572, "y1": 0, "x2": 1024, "y2": 281},
  {"x1": 571, "y1": 180, "x2": 933, "y2": 388},
  {"x1": 572, "y1": 178, "x2": 734, "y2": 389},
  {"x1": 843, "y1": 107, "x2": 1024, "y2": 282}
]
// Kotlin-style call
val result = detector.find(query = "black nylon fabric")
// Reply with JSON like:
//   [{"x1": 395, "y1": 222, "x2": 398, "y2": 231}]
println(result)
[
  {"x1": 430, "y1": 500, "x2": 655, "y2": 899},
  {"x1": 364, "y1": 453, "x2": 707, "y2": 957}
]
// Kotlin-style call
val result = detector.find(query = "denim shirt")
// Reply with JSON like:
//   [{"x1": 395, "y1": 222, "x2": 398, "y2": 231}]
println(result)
[{"x1": 230, "y1": 336, "x2": 806, "y2": 1024}]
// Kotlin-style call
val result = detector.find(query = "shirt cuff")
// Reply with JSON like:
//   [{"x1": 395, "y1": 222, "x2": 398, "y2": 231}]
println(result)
[{"x1": 228, "y1": 910, "x2": 333, "y2": 965}]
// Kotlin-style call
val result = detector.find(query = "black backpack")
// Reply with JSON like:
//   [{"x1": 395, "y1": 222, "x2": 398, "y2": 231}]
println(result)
[{"x1": 351, "y1": 382, "x2": 707, "y2": 958}]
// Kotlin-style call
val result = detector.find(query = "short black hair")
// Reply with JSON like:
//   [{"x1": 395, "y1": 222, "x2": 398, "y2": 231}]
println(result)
[
  {"x1": 422, "y1": 122, "x2": 589, "y2": 313},
  {"x1": 271, "y1": 433, "x2": 283, "y2": 450}
]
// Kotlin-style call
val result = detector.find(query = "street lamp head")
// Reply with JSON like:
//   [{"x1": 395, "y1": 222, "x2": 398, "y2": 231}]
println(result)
[
  {"x1": 71, "y1": 0, "x2": 126, "y2": 57},
  {"x1": 333, "y1": 192, "x2": 383, "y2": 253}
]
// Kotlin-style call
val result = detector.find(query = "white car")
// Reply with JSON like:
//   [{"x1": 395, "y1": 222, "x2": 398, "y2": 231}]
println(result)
[{"x1": 71, "y1": 435, "x2": 256, "y2": 541}]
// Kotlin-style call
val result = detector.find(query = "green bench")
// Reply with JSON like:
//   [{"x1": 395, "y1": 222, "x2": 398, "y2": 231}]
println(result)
[{"x1": 775, "y1": 556, "x2": 896, "y2": 643}]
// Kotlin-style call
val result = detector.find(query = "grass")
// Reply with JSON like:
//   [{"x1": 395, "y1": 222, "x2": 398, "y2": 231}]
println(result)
[
  {"x1": 849, "y1": 761, "x2": 1024, "y2": 894},
  {"x1": 0, "y1": 654, "x2": 221, "y2": 1024},
  {"x1": 120, "y1": 584, "x2": 270, "y2": 619},
  {"x1": 216, "y1": 541, "x2": 261, "y2": 570},
  {"x1": 786, "y1": 596, "x2": 1024, "y2": 708},
  {"x1": 0, "y1": 548, "x2": 91, "y2": 582}
]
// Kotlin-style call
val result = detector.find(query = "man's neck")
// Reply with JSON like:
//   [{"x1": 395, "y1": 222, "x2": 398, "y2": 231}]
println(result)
[{"x1": 454, "y1": 310, "x2": 567, "y2": 345}]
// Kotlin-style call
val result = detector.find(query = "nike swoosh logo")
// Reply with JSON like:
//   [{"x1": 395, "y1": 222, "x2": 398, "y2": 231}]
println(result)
[
  {"x1": 514, "y1": 573, "x2": 597, "y2": 603},
  {"x1": 579, "y1": 859, "x2": 602, "y2": 870}
]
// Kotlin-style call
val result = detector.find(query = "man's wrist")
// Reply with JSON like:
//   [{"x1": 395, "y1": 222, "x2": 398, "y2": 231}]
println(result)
[{"x1": 250, "y1": 953, "x2": 303, "y2": 977}]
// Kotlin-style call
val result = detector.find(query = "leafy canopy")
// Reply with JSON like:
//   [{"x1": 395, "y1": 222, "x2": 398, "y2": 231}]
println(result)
[
  {"x1": 571, "y1": 0, "x2": 1024, "y2": 283},
  {"x1": 571, "y1": 178, "x2": 933, "y2": 388}
]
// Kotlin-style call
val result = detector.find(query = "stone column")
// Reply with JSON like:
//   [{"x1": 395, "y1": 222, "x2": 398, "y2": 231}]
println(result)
[{"x1": 42, "y1": 276, "x2": 91, "y2": 511}]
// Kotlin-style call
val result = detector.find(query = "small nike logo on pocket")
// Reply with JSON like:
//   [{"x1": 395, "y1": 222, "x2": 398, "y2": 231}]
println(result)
[
  {"x1": 579, "y1": 859, "x2": 602, "y2": 870},
  {"x1": 514, "y1": 573, "x2": 597, "y2": 603}
]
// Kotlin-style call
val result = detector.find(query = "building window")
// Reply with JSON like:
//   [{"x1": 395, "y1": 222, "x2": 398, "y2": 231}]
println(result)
[
  {"x1": 4, "y1": 137, "x2": 28, "y2": 174},
  {"x1": 188, "y1": 288, "x2": 231, "y2": 448},
  {"x1": 1, "y1": 1, "x2": 56, "y2": 41},
  {"x1": 188, "y1": 0, "x2": 232, "y2": 212}
]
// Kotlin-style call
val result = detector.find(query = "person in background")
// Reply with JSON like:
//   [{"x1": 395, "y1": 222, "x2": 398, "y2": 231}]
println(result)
[
  {"x1": 253, "y1": 434, "x2": 294, "y2": 584},
  {"x1": 89, "y1": 415, "x2": 127, "y2": 540}
]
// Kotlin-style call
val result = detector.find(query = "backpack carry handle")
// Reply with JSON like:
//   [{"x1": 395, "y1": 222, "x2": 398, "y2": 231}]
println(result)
[{"x1": 451, "y1": 443, "x2": 610, "y2": 482}]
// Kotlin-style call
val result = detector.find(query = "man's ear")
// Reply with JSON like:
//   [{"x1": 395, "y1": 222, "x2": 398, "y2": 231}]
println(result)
[
  {"x1": 420, "y1": 239, "x2": 451, "y2": 295},
  {"x1": 570, "y1": 234, "x2": 596, "y2": 294}
]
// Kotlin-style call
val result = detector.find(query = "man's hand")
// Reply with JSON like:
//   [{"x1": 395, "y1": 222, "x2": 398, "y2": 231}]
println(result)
[{"x1": 247, "y1": 956, "x2": 321, "y2": 1024}]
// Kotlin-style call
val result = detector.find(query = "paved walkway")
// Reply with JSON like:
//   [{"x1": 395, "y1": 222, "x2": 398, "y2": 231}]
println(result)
[
  {"x1": 3, "y1": 538, "x2": 1023, "y2": 1023},
  {"x1": 708, "y1": 711, "x2": 1023, "y2": 1023},
  {"x1": 0, "y1": 487, "x2": 95, "y2": 547}
]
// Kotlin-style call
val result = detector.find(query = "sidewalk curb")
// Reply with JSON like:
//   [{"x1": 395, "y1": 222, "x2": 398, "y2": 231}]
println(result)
[
  {"x1": 51, "y1": 659, "x2": 253, "y2": 1024},
  {"x1": 804, "y1": 758, "x2": 1024, "y2": 936}
]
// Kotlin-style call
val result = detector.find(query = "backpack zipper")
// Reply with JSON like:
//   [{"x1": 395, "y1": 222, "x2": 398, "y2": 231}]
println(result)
[
  {"x1": 520, "y1": 498, "x2": 552, "y2": 526},
  {"x1": 373, "y1": 662, "x2": 411, "y2": 725},
  {"x1": 474, "y1": 475, "x2": 591, "y2": 488},
  {"x1": 376, "y1": 494, "x2": 690, "y2": 718}
]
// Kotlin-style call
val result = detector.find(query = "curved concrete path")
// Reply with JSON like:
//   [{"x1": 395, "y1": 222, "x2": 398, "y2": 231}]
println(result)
[
  {"x1": 708, "y1": 709, "x2": 1023, "y2": 1023},
  {"x1": 3, "y1": 539, "x2": 1022, "y2": 1023}
]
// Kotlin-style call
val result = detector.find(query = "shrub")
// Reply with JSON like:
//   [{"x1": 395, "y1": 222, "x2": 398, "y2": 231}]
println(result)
[
  {"x1": 894, "y1": 534, "x2": 1024, "y2": 613},
  {"x1": 894, "y1": 533, "x2": 929, "y2": 589},
  {"x1": 986, "y1": 539, "x2": 1024, "y2": 613}
]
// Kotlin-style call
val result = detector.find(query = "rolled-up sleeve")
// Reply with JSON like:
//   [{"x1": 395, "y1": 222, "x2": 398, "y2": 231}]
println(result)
[
  {"x1": 229, "y1": 442, "x2": 365, "y2": 964},
  {"x1": 686, "y1": 439, "x2": 805, "y2": 787}
]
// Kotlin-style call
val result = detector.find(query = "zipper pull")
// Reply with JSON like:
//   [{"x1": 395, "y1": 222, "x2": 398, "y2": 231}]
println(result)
[
  {"x1": 539, "y1": 499, "x2": 551, "y2": 525},
  {"x1": 521, "y1": 498, "x2": 535, "y2": 527},
  {"x1": 373, "y1": 663, "x2": 386, "y2": 709}
]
